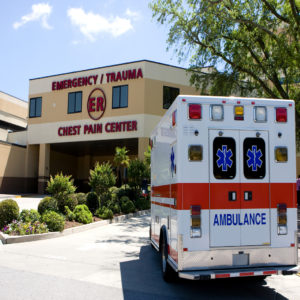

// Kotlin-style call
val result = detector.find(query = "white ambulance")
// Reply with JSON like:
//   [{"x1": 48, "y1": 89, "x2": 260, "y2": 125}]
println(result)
[{"x1": 150, "y1": 95, "x2": 299, "y2": 281}]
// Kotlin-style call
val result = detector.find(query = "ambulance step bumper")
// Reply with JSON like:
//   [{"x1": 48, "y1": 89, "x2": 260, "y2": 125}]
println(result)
[{"x1": 178, "y1": 265, "x2": 299, "y2": 280}]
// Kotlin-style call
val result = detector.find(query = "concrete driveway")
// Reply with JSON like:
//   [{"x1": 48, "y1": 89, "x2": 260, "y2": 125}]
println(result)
[{"x1": 0, "y1": 214, "x2": 300, "y2": 300}]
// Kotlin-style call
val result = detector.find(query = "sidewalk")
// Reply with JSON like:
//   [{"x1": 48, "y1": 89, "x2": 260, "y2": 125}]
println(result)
[{"x1": 0, "y1": 194, "x2": 46, "y2": 211}]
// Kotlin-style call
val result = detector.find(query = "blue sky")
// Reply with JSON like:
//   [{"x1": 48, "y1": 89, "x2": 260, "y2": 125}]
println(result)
[{"x1": 0, "y1": 0, "x2": 186, "y2": 101}]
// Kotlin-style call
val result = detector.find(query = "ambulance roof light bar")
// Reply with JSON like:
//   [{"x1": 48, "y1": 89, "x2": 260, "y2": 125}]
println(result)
[
  {"x1": 210, "y1": 104, "x2": 224, "y2": 121},
  {"x1": 276, "y1": 107, "x2": 287, "y2": 122},
  {"x1": 189, "y1": 104, "x2": 201, "y2": 119}
]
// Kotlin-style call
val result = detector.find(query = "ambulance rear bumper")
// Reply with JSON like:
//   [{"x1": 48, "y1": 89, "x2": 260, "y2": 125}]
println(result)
[{"x1": 178, "y1": 265, "x2": 299, "y2": 280}]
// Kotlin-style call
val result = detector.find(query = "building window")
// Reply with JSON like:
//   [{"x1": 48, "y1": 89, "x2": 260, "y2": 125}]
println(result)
[
  {"x1": 112, "y1": 85, "x2": 128, "y2": 109},
  {"x1": 29, "y1": 97, "x2": 42, "y2": 118},
  {"x1": 68, "y1": 91, "x2": 82, "y2": 114},
  {"x1": 163, "y1": 86, "x2": 180, "y2": 109}
]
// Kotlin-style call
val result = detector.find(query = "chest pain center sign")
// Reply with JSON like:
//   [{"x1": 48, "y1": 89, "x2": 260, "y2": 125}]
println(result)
[{"x1": 58, "y1": 88, "x2": 138, "y2": 137}]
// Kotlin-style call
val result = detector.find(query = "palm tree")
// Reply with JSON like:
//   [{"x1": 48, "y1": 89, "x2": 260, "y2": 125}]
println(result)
[{"x1": 114, "y1": 146, "x2": 130, "y2": 186}]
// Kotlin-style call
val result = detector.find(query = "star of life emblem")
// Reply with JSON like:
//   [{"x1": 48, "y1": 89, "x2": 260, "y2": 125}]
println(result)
[
  {"x1": 170, "y1": 147, "x2": 175, "y2": 176},
  {"x1": 247, "y1": 145, "x2": 263, "y2": 171},
  {"x1": 216, "y1": 145, "x2": 233, "y2": 171}
]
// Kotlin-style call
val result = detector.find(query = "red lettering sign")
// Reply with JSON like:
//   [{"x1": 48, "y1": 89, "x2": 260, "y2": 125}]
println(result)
[{"x1": 87, "y1": 88, "x2": 106, "y2": 120}]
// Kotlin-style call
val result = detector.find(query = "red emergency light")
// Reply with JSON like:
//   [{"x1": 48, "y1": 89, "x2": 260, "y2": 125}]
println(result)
[
  {"x1": 276, "y1": 107, "x2": 287, "y2": 122},
  {"x1": 189, "y1": 104, "x2": 201, "y2": 119}
]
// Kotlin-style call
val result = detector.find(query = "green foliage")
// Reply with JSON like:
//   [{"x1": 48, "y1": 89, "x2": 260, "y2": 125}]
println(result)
[
  {"x1": 38, "y1": 197, "x2": 58, "y2": 215},
  {"x1": 135, "y1": 197, "x2": 151, "y2": 210},
  {"x1": 114, "y1": 146, "x2": 130, "y2": 186},
  {"x1": 64, "y1": 194, "x2": 78, "y2": 211},
  {"x1": 46, "y1": 173, "x2": 76, "y2": 200},
  {"x1": 143, "y1": 145, "x2": 151, "y2": 180},
  {"x1": 73, "y1": 205, "x2": 93, "y2": 224},
  {"x1": 86, "y1": 192, "x2": 100, "y2": 214},
  {"x1": 64, "y1": 206, "x2": 75, "y2": 221},
  {"x1": 150, "y1": 0, "x2": 300, "y2": 103},
  {"x1": 128, "y1": 159, "x2": 147, "y2": 188},
  {"x1": 96, "y1": 207, "x2": 114, "y2": 219},
  {"x1": 121, "y1": 199, "x2": 136, "y2": 214},
  {"x1": 2, "y1": 220, "x2": 48, "y2": 235},
  {"x1": 19, "y1": 209, "x2": 41, "y2": 223},
  {"x1": 107, "y1": 201, "x2": 121, "y2": 214},
  {"x1": 89, "y1": 162, "x2": 116, "y2": 196},
  {"x1": 41, "y1": 211, "x2": 65, "y2": 232},
  {"x1": 0, "y1": 199, "x2": 20, "y2": 229},
  {"x1": 76, "y1": 193, "x2": 87, "y2": 205}
]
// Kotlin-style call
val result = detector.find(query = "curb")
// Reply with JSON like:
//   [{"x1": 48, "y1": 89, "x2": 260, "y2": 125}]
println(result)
[{"x1": 0, "y1": 210, "x2": 150, "y2": 245}]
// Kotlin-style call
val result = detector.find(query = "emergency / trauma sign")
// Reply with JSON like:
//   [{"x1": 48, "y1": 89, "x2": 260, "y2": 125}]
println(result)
[{"x1": 213, "y1": 137, "x2": 265, "y2": 180}]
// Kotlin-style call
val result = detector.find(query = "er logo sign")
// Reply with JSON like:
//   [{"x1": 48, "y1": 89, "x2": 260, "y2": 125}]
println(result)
[{"x1": 87, "y1": 88, "x2": 106, "y2": 120}]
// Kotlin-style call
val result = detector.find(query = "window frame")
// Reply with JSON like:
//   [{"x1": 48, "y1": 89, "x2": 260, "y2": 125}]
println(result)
[
  {"x1": 68, "y1": 91, "x2": 82, "y2": 114},
  {"x1": 163, "y1": 86, "x2": 180, "y2": 110},
  {"x1": 29, "y1": 97, "x2": 42, "y2": 118},
  {"x1": 112, "y1": 85, "x2": 128, "y2": 109}
]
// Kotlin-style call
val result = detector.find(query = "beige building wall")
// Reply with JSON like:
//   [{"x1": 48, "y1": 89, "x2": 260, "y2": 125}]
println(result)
[
  {"x1": 0, "y1": 91, "x2": 27, "y2": 130},
  {"x1": 0, "y1": 142, "x2": 28, "y2": 193}
]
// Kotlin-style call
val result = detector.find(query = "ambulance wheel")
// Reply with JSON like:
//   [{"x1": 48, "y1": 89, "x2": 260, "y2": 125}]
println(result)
[{"x1": 160, "y1": 233, "x2": 176, "y2": 282}]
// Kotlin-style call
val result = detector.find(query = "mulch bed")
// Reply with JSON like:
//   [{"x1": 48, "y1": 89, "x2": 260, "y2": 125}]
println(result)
[{"x1": 64, "y1": 216, "x2": 102, "y2": 230}]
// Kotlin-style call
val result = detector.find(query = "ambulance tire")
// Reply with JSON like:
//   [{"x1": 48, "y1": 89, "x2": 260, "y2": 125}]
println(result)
[{"x1": 160, "y1": 230, "x2": 176, "y2": 282}]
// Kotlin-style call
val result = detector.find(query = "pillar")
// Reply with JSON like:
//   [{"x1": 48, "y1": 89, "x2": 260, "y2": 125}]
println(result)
[
  {"x1": 138, "y1": 137, "x2": 149, "y2": 160},
  {"x1": 38, "y1": 143, "x2": 50, "y2": 194}
]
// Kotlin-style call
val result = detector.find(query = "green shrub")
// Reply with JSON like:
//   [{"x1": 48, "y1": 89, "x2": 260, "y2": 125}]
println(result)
[
  {"x1": 19, "y1": 209, "x2": 41, "y2": 223},
  {"x1": 46, "y1": 173, "x2": 76, "y2": 199},
  {"x1": 0, "y1": 199, "x2": 20, "y2": 230},
  {"x1": 121, "y1": 199, "x2": 135, "y2": 214},
  {"x1": 89, "y1": 162, "x2": 116, "y2": 196},
  {"x1": 76, "y1": 193, "x2": 87, "y2": 205},
  {"x1": 41, "y1": 211, "x2": 65, "y2": 232},
  {"x1": 120, "y1": 195, "x2": 130, "y2": 205},
  {"x1": 107, "y1": 201, "x2": 121, "y2": 214},
  {"x1": 64, "y1": 194, "x2": 78, "y2": 211},
  {"x1": 38, "y1": 197, "x2": 58, "y2": 215},
  {"x1": 135, "y1": 197, "x2": 150, "y2": 210},
  {"x1": 64, "y1": 206, "x2": 75, "y2": 221},
  {"x1": 86, "y1": 192, "x2": 99, "y2": 214},
  {"x1": 73, "y1": 205, "x2": 93, "y2": 224},
  {"x1": 2, "y1": 220, "x2": 48, "y2": 235},
  {"x1": 96, "y1": 207, "x2": 114, "y2": 219}
]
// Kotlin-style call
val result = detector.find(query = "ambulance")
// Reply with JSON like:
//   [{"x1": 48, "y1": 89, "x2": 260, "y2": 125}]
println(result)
[{"x1": 150, "y1": 95, "x2": 299, "y2": 281}]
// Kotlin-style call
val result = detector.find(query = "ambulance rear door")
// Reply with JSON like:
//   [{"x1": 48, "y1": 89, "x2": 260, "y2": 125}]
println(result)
[
  {"x1": 239, "y1": 130, "x2": 270, "y2": 246},
  {"x1": 209, "y1": 129, "x2": 271, "y2": 247}
]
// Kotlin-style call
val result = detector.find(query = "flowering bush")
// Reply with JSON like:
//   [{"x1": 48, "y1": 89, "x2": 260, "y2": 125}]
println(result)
[{"x1": 1, "y1": 220, "x2": 48, "y2": 236}]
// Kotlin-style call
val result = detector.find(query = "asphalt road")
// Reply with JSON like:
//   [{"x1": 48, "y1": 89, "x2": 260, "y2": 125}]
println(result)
[{"x1": 0, "y1": 215, "x2": 299, "y2": 300}]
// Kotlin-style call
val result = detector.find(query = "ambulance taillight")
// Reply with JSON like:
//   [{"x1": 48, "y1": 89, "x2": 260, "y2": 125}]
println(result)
[
  {"x1": 189, "y1": 104, "x2": 201, "y2": 119},
  {"x1": 191, "y1": 205, "x2": 201, "y2": 238},
  {"x1": 277, "y1": 203, "x2": 287, "y2": 235},
  {"x1": 276, "y1": 107, "x2": 287, "y2": 122}
]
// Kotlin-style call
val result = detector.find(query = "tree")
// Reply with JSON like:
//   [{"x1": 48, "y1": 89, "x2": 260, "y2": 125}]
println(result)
[
  {"x1": 150, "y1": 0, "x2": 300, "y2": 102},
  {"x1": 114, "y1": 146, "x2": 130, "y2": 186},
  {"x1": 89, "y1": 162, "x2": 116, "y2": 197},
  {"x1": 143, "y1": 145, "x2": 151, "y2": 181},
  {"x1": 128, "y1": 159, "x2": 147, "y2": 197}
]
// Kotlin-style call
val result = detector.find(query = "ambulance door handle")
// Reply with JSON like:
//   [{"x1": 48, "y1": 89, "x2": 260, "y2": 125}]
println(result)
[
  {"x1": 244, "y1": 191, "x2": 252, "y2": 201},
  {"x1": 228, "y1": 191, "x2": 236, "y2": 201}
]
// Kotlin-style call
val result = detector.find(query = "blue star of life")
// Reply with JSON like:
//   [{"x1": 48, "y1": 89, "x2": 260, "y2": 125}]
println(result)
[
  {"x1": 247, "y1": 146, "x2": 263, "y2": 171},
  {"x1": 170, "y1": 147, "x2": 175, "y2": 174},
  {"x1": 217, "y1": 145, "x2": 233, "y2": 171}
]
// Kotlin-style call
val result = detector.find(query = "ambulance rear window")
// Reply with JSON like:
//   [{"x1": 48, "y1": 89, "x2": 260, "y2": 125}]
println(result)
[
  {"x1": 243, "y1": 138, "x2": 265, "y2": 179},
  {"x1": 213, "y1": 137, "x2": 236, "y2": 179}
]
